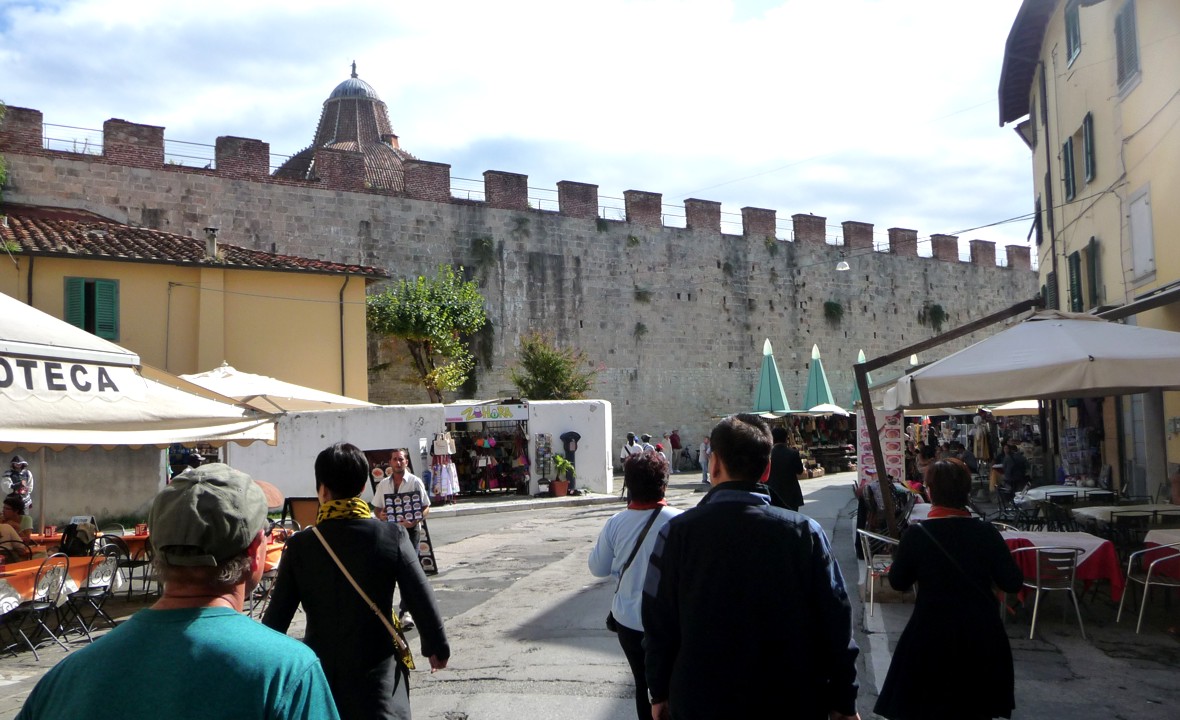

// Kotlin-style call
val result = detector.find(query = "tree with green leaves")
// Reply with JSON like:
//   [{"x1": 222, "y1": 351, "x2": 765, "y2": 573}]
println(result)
[
  {"x1": 509, "y1": 331, "x2": 597, "y2": 400},
  {"x1": 367, "y1": 264, "x2": 488, "y2": 403}
]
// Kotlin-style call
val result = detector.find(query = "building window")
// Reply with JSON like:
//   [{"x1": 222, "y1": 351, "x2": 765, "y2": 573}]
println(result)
[
  {"x1": 1128, "y1": 186, "x2": 1154, "y2": 280},
  {"x1": 64, "y1": 277, "x2": 120, "y2": 340},
  {"x1": 1062, "y1": 137, "x2": 1076, "y2": 201},
  {"x1": 1065, "y1": 1, "x2": 1082, "y2": 65},
  {"x1": 1115, "y1": 1, "x2": 1140, "y2": 89},
  {"x1": 1082, "y1": 112, "x2": 1095, "y2": 182}
]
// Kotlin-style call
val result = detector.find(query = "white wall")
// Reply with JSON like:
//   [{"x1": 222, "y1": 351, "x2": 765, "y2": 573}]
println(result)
[
  {"x1": 527, "y1": 400, "x2": 613, "y2": 495},
  {"x1": 225, "y1": 404, "x2": 446, "y2": 500}
]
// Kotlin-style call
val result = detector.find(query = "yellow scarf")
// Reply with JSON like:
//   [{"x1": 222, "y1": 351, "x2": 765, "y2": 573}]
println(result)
[{"x1": 316, "y1": 496, "x2": 373, "y2": 524}]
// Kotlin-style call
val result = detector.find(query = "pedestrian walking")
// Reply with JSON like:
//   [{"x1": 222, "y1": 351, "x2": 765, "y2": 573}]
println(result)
[
  {"x1": 697, "y1": 437, "x2": 711, "y2": 485},
  {"x1": 874, "y1": 459, "x2": 1023, "y2": 720},
  {"x1": 643, "y1": 413, "x2": 861, "y2": 720},
  {"x1": 589, "y1": 451, "x2": 681, "y2": 720}
]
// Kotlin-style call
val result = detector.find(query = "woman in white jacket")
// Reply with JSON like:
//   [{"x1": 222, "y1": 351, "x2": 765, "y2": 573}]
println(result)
[{"x1": 589, "y1": 451, "x2": 681, "y2": 720}]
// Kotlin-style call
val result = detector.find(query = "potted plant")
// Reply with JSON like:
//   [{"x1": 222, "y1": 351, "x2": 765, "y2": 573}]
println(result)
[{"x1": 551, "y1": 456, "x2": 575, "y2": 497}]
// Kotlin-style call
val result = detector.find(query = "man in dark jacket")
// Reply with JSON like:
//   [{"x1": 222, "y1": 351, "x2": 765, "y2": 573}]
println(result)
[
  {"x1": 642, "y1": 413, "x2": 860, "y2": 720},
  {"x1": 766, "y1": 425, "x2": 805, "y2": 510}
]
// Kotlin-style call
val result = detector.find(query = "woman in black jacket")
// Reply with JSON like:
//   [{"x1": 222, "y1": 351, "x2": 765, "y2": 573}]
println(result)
[
  {"x1": 263, "y1": 442, "x2": 450, "y2": 720},
  {"x1": 875, "y1": 459, "x2": 1023, "y2": 720}
]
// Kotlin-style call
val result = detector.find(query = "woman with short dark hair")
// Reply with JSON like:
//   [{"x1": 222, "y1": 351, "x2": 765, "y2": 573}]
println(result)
[
  {"x1": 588, "y1": 451, "x2": 682, "y2": 720},
  {"x1": 875, "y1": 460, "x2": 1023, "y2": 720},
  {"x1": 264, "y1": 442, "x2": 451, "y2": 720}
]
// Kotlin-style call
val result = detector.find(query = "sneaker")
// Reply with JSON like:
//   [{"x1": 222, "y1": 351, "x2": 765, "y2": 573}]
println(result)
[{"x1": 399, "y1": 611, "x2": 415, "y2": 631}]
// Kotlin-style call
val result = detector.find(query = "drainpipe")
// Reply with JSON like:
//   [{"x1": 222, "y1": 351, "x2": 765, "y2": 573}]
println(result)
[
  {"x1": 339, "y1": 275, "x2": 351, "y2": 395},
  {"x1": 26, "y1": 255, "x2": 34, "y2": 304},
  {"x1": 1040, "y1": 60, "x2": 1062, "y2": 479}
]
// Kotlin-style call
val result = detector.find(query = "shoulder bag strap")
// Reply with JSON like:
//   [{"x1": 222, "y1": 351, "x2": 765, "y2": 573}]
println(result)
[
  {"x1": 310, "y1": 526, "x2": 410, "y2": 658},
  {"x1": 614, "y1": 508, "x2": 662, "y2": 594},
  {"x1": 915, "y1": 522, "x2": 996, "y2": 602}
]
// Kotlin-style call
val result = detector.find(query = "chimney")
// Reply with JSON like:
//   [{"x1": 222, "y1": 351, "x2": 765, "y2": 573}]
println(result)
[{"x1": 204, "y1": 227, "x2": 219, "y2": 259}]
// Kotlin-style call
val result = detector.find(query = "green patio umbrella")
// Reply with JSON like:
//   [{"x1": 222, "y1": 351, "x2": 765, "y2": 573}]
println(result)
[
  {"x1": 802, "y1": 344, "x2": 836, "y2": 410},
  {"x1": 849, "y1": 348, "x2": 872, "y2": 407},
  {"x1": 752, "y1": 339, "x2": 791, "y2": 414}
]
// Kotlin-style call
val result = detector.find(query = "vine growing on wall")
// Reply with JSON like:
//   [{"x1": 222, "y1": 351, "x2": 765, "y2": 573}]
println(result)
[
  {"x1": 823, "y1": 300, "x2": 844, "y2": 325},
  {"x1": 918, "y1": 302, "x2": 948, "y2": 332}
]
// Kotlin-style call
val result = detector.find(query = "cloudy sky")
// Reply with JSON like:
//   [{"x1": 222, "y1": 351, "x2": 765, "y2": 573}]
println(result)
[{"x1": 0, "y1": 0, "x2": 1034, "y2": 259}]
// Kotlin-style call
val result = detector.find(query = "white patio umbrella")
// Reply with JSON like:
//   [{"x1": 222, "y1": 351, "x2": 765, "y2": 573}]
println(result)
[
  {"x1": 988, "y1": 399, "x2": 1040, "y2": 417},
  {"x1": 181, "y1": 362, "x2": 374, "y2": 413},
  {"x1": 0, "y1": 292, "x2": 276, "y2": 450},
  {"x1": 889, "y1": 310, "x2": 1180, "y2": 410}
]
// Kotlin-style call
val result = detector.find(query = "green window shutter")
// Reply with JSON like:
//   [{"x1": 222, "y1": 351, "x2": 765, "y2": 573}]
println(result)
[
  {"x1": 93, "y1": 279, "x2": 119, "y2": 340},
  {"x1": 64, "y1": 278, "x2": 85, "y2": 329},
  {"x1": 1115, "y1": 1, "x2": 1139, "y2": 86},
  {"x1": 1046, "y1": 271, "x2": 1059, "y2": 310},
  {"x1": 1063, "y1": 138, "x2": 1076, "y2": 201},
  {"x1": 1068, "y1": 251, "x2": 1083, "y2": 312},
  {"x1": 1086, "y1": 237, "x2": 1100, "y2": 307},
  {"x1": 1083, "y1": 112, "x2": 1095, "y2": 182}
]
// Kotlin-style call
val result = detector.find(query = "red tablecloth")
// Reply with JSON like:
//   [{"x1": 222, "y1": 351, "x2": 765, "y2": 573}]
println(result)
[
  {"x1": 1141, "y1": 529, "x2": 1180, "y2": 580},
  {"x1": 1004, "y1": 532, "x2": 1125, "y2": 602}
]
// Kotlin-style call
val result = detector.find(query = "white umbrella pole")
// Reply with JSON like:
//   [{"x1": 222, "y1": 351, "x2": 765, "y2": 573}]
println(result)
[{"x1": 36, "y1": 447, "x2": 46, "y2": 533}]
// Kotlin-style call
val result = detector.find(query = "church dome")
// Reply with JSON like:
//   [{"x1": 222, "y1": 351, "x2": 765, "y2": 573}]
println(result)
[{"x1": 273, "y1": 63, "x2": 414, "y2": 192}]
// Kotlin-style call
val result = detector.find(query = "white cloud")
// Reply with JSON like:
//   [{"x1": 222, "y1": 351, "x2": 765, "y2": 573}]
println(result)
[{"x1": 0, "y1": 0, "x2": 1033, "y2": 252}]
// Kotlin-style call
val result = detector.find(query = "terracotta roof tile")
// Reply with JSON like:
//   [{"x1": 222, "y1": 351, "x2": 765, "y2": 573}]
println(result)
[{"x1": 0, "y1": 205, "x2": 389, "y2": 279}]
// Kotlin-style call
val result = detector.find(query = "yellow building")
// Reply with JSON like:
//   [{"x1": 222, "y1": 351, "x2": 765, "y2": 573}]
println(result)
[
  {"x1": 1000, "y1": 0, "x2": 1180, "y2": 492},
  {"x1": 0, "y1": 204, "x2": 387, "y2": 400}
]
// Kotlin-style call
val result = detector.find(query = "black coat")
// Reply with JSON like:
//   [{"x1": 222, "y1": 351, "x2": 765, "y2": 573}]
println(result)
[
  {"x1": 767, "y1": 444, "x2": 805, "y2": 510},
  {"x1": 643, "y1": 481, "x2": 859, "y2": 719},
  {"x1": 874, "y1": 517, "x2": 1023, "y2": 720},
  {"x1": 262, "y1": 518, "x2": 450, "y2": 720}
]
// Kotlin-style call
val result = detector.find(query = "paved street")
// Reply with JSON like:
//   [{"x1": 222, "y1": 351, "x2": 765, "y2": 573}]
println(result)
[{"x1": 2, "y1": 472, "x2": 1179, "y2": 718}]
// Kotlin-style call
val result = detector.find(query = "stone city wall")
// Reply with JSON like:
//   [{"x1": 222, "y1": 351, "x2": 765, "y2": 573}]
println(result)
[{"x1": 1, "y1": 107, "x2": 1039, "y2": 454}]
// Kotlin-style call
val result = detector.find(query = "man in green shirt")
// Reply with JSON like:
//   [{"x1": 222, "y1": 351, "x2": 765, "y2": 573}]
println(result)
[{"x1": 18, "y1": 464, "x2": 340, "y2": 720}]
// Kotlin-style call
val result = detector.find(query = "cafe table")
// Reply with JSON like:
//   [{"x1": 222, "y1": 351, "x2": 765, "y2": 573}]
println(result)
[
  {"x1": 999, "y1": 529, "x2": 1125, "y2": 601},
  {"x1": 0, "y1": 554, "x2": 100, "y2": 611},
  {"x1": 1140, "y1": 528, "x2": 1180, "y2": 580},
  {"x1": 1016, "y1": 486, "x2": 1092, "y2": 507},
  {"x1": 1070, "y1": 503, "x2": 1176, "y2": 527}
]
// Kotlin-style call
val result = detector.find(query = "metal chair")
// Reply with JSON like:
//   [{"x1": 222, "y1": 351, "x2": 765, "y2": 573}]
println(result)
[
  {"x1": 1084, "y1": 489, "x2": 1116, "y2": 504},
  {"x1": 279, "y1": 497, "x2": 320, "y2": 530},
  {"x1": 1120, "y1": 495, "x2": 1153, "y2": 505},
  {"x1": 248, "y1": 543, "x2": 287, "y2": 618},
  {"x1": 1117, "y1": 541, "x2": 1180, "y2": 633},
  {"x1": 1154, "y1": 509, "x2": 1180, "y2": 529},
  {"x1": 991, "y1": 521, "x2": 1019, "y2": 532},
  {"x1": 0, "y1": 553, "x2": 70, "y2": 660},
  {"x1": 1041, "y1": 499, "x2": 1078, "y2": 532},
  {"x1": 60, "y1": 542, "x2": 119, "y2": 642},
  {"x1": 99, "y1": 523, "x2": 126, "y2": 536},
  {"x1": 0, "y1": 540, "x2": 33, "y2": 563},
  {"x1": 1011, "y1": 546, "x2": 1086, "y2": 640},
  {"x1": 1111, "y1": 511, "x2": 1154, "y2": 563},
  {"x1": 101, "y1": 535, "x2": 153, "y2": 601},
  {"x1": 856, "y1": 528, "x2": 899, "y2": 617}
]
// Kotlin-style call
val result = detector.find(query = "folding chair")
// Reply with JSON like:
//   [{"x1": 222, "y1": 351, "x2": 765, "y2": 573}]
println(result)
[
  {"x1": 1011, "y1": 546, "x2": 1086, "y2": 640},
  {"x1": 102, "y1": 535, "x2": 154, "y2": 601},
  {"x1": 0, "y1": 553, "x2": 70, "y2": 660},
  {"x1": 856, "y1": 529, "x2": 899, "y2": 617},
  {"x1": 248, "y1": 543, "x2": 287, "y2": 618},
  {"x1": 1117, "y1": 541, "x2": 1180, "y2": 633},
  {"x1": 60, "y1": 542, "x2": 120, "y2": 642}
]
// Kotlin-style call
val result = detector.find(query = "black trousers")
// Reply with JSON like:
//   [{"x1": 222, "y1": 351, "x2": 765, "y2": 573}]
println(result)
[
  {"x1": 616, "y1": 622, "x2": 651, "y2": 720},
  {"x1": 399, "y1": 524, "x2": 421, "y2": 615}
]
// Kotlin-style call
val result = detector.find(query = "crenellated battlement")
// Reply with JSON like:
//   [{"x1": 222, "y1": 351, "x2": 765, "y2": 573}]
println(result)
[{"x1": 0, "y1": 105, "x2": 1030, "y2": 269}]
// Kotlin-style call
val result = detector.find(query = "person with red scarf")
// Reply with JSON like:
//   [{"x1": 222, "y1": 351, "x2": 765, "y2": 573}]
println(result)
[{"x1": 875, "y1": 459, "x2": 1023, "y2": 720}]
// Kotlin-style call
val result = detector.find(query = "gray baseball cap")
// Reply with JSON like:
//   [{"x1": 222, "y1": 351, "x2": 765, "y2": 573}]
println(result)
[{"x1": 150, "y1": 463, "x2": 269, "y2": 567}]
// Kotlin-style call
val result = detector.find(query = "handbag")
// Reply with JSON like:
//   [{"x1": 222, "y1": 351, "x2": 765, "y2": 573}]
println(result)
[
  {"x1": 606, "y1": 508, "x2": 662, "y2": 633},
  {"x1": 311, "y1": 526, "x2": 416, "y2": 670},
  {"x1": 432, "y1": 431, "x2": 456, "y2": 456}
]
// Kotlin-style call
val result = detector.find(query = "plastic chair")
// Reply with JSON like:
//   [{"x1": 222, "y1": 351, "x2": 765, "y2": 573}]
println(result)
[
  {"x1": 1011, "y1": 546, "x2": 1086, "y2": 640},
  {"x1": 856, "y1": 528, "x2": 899, "y2": 617},
  {"x1": 0, "y1": 553, "x2": 71, "y2": 660},
  {"x1": 1117, "y1": 541, "x2": 1180, "y2": 633},
  {"x1": 60, "y1": 542, "x2": 119, "y2": 642}
]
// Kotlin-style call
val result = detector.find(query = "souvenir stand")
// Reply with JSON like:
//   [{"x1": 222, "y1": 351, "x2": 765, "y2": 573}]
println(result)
[
  {"x1": 785, "y1": 412, "x2": 855, "y2": 475},
  {"x1": 444, "y1": 400, "x2": 532, "y2": 496},
  {"x1": 424, "y1": 431, "x2": 460, "y2": 505}
]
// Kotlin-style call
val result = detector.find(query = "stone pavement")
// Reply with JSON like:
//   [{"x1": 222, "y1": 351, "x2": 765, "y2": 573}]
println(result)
[{"x1": 2, "y1": 473, "x2": 1179, "y2": 719}]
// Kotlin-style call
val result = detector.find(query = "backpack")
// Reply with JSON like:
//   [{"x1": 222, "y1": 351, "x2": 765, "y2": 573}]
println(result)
[{"x1": 59, "y1": 522, "x2": 95, "y2": 557}]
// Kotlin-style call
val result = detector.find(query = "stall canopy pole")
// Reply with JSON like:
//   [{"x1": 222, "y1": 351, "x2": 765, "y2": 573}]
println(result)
[{"x1": 855, "y1": 296, "x2": 1043, "y2": 538}]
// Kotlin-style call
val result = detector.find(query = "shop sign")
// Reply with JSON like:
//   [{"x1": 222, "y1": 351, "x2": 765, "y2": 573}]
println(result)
[
  {"x1": 445, "y1": 402, "x2": 528, "y2": 423},
  {"x1": 0, "y1": 354, "x2": 143, "y2": 401}
]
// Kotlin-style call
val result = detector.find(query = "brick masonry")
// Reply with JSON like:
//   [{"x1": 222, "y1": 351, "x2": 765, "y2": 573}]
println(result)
[{"x1": 0, "y1": 106, "x2": 1040, "y2": 447}]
